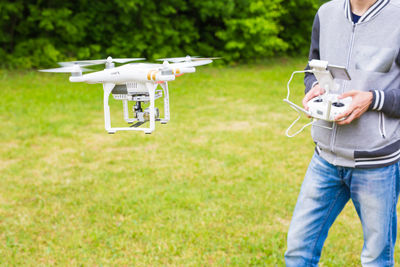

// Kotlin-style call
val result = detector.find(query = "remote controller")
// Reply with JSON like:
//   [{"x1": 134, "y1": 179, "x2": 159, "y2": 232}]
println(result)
[
  {"x1": 284, "y1": 59, "x2": 353, "y2": 137},
  {"x1": 307, "y1": 94, "x2": 352, "y2": 121},
  {"x1": 306, "y1": 60, "x2": 352, "y2": 121}
]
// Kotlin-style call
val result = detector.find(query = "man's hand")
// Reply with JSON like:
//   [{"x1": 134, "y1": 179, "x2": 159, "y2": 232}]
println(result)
[
  {"x1": 302, "y1": 84, "x2": 325, "y2": 110},
  {"x1": 335, "y1": 90, "x2": 373, "y2": 125}
]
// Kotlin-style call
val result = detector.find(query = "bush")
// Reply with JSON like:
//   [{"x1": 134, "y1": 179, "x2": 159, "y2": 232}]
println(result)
[{"x1": 0, "y1": 0, "x2": 321, "y2": 68}]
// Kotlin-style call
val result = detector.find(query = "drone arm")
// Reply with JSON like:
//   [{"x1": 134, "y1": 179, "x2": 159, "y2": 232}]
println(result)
[{"x1": 175, "y1": 67, "x2": 195, "y2": 74}]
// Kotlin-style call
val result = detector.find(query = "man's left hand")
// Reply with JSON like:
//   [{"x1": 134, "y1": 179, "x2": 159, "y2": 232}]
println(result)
[{"x1": 335, "y1": 90, "x2": 373, "y2": 125}]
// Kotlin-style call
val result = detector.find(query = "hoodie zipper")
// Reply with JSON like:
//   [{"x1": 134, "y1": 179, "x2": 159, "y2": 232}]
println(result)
[{"x1": 330, "y1": 23, "x2": 357, "y2": 153}]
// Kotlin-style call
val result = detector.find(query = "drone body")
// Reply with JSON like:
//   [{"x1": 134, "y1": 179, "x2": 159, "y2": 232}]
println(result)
[{"x1": 40, "y1": 56, "x2": 214, "y2": 134}]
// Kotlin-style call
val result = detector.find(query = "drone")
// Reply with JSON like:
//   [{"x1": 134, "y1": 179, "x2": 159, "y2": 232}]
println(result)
[{"x1": 40, "y1": 56, "x2": 216, "y2": 134}]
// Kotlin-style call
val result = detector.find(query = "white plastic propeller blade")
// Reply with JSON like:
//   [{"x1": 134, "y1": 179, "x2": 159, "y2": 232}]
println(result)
[
  {"x1": 58, "y1": 61, "x2": 102, "y2": 67},
  {"x1": 191, "y1": 57, "x2": 221, "y2": 61},
  {"x1": 112, "y1": 58, "x2": 146, "y2": 63},
  {"x1": 172, "y1": 59, "x2": 213, "y2": 67},
  {"x1": 39, "y1": 66, "x2": 91, "y2": 73},
  {"x1": 60, "y1": 57, "x2": 145, "y2": 66},
  {"x1": 157, "y1": 56, "x2": 220, "y2": 63},
  {"x1": 157, "y1": 56, "x2": 200, "y2": 63}
]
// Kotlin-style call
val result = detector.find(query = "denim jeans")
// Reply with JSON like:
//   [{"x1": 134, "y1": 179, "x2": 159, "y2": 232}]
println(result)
[{"x1": 285, "y1": 153, "x2": 400, "y2": 267}]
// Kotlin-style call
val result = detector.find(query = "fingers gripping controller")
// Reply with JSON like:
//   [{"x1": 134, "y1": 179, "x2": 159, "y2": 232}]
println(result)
[
  {"x1": 307, "y1": 94, "x2": 352, "y2": 122},
  {"x1": 284, "y1": 60, "x2": 352, "y2": 137}
]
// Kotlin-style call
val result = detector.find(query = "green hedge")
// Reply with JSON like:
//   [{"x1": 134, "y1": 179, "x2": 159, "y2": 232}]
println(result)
[{"x1": 0, "y1": 0, "x2": 322, "y2": 68}]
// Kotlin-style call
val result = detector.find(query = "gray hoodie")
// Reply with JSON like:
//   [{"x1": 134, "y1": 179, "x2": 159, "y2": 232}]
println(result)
[{"x1": 305, "y1": 0, "x2": 400, "y2": 168}]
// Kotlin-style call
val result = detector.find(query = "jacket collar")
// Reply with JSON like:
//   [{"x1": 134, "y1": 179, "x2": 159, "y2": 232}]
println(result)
[{"x1": 344, "y1": 0, "x2": 390, "y2": 23}]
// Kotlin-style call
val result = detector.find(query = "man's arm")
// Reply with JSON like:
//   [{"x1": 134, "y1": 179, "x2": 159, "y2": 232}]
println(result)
[
  {"x1": 336, "y1": 53, "x2": 400, "y2": 124},
  {"x1": 304, "y1": 13, "x2": 320, "y2": 94},
  {"x1": 305, "y1": 14, "x2": 400, "y2": 122},
  {"x1": 303, "y1": 13, "x2": 325, "y2": 110},
  {"x1": 369, "y1": 88, "x2": 400, "y2": 118},
  {"x1": 367, "y1": 52, "x2": 400, "y2": 117}
]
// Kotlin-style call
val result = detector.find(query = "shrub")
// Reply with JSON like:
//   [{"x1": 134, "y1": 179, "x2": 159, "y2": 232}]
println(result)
[{"x1": 0, "y1": 0, "x2": 321, "y2": 68}]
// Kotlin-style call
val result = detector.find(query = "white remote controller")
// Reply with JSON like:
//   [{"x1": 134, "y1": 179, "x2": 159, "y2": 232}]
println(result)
[
  {"x1": 307, "y1": 94, "x2": 352, "y2": 121},
  {"x1": 307, "y1": 60, "x2": 352, "y2": 121},
  {"x1": 284, "y1": 60, "x2": 353, "y2": 137}
]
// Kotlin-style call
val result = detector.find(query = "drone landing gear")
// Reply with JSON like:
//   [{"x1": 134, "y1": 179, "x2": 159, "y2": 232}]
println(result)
[
  {"x1": 159, "y1": 82, "x2": 170, "y2": 124},
  {"x1": 122, "y1": 82, "x2": 169, "y2": 129},
  {"x1": 103, "y1": 82, "x2": 171, "y2": 134},
  {"x1": 103, "y1": 83, "x2": 156, "y2": 134}
]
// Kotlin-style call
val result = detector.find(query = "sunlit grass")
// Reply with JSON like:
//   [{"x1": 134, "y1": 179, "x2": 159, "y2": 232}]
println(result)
[{"x1": 0, "y1": 59, "x2": 395, "y2": 266}]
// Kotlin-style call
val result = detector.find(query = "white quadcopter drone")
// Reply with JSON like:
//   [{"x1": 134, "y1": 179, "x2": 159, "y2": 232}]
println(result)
[
  {"x1": 40, "y1": 55, "x2": 216, "y2": 134},
  {"x1": 284, "y1": 59, "x2": 352, "y2": 137}
]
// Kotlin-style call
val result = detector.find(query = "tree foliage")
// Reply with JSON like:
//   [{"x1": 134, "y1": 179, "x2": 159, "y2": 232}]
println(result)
[{"x1": 0, "y1": 0, "x2": 321, "y2": 68}]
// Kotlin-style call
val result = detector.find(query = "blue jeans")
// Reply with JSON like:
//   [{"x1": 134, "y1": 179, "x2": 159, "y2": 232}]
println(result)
[{"x1": 285, "y1": 153, "x2": 400, "y2": 267}]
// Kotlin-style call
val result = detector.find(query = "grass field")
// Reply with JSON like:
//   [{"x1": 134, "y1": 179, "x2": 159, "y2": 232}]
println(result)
[{"x1": 0, "y1": 58, "x2": 398, "y2": 266}]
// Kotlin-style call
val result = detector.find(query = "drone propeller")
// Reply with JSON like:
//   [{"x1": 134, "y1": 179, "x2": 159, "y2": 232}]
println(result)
[
  {"x1": 58, "y1": 62, "x2": 97, "y2": 67},
  {"x1": 59, "y1": 56, "x2": 146, "y2": 67},
  {"x1": 157, "y1": 55, "x2": 220, "y2": 63},
  {"x1": 173, "y1": 59, "x2": 213, "y2": 67},
  {"x1": 157, "y1": 56, "x2": 199, "y2": 63},
  {"x1": 39, "y1": 65, "x2": 92, "y2": 73}
]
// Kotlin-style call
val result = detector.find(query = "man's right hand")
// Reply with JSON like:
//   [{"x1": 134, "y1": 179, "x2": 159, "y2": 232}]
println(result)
[{"x1": 302, "y1": 84, "x2": 325, "y2": 110}]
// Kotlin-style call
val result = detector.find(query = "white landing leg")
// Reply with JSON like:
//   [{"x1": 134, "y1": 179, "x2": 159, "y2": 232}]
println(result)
[
  {"x1": 160, "y1": 82, "x2": 170, "y2": 124},
  {"x1": 103, "y1": 83, "x2": 116, "y2": 134},
  {"x1": 102, "y1": 82, "x2": 157, "y2": 134},
  {"x1": 144, "y1": 82, "x2": 156, "y2": 134}
]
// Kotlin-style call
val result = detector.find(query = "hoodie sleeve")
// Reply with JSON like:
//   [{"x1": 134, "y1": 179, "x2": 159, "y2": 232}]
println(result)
[
  {"x1": 304, "y1": 13, "x2": 320, "y2": 94},
  {"x1": 368, "y1": 52, "x2": 400, "y2": 118}
]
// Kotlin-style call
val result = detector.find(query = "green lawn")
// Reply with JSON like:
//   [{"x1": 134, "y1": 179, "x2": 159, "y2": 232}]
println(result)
[{"x1": 0, "y1": 58, "x2": 396, "y2": 266}]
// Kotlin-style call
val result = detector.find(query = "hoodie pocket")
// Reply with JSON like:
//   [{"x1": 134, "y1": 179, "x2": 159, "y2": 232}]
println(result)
[
  {"x1": 379, "y1": 112, "x2": 386, "y2": 139},
  {"x1": 355, "y1": 46, "x2": 397, "y2": 73}
]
